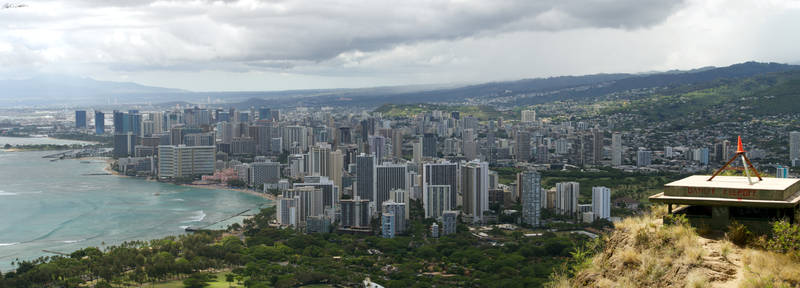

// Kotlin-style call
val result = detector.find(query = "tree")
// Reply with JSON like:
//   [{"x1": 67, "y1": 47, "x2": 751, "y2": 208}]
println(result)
[
  {"x1": 183, "y1": 273, "x2": 213, "y2": 288},
  {"x1": 227, "y1": 179, "x2": 247, "y2": 188},
  {"x1": 226, "y1": 273, "x2": 235, "y2": 288}
]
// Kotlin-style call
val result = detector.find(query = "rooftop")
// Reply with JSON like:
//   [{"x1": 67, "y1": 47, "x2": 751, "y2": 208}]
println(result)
[{"x1": 665, "y1": 175, "x2": 799, "y2": 191}]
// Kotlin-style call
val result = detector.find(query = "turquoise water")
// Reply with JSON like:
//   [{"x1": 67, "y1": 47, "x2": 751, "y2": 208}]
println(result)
[
  {"x1": 0, "y1": 136, "x2": 95, "y2": 146},
  {"x1": 0, "y1": 146, "x2": 270, "y2": 272}
]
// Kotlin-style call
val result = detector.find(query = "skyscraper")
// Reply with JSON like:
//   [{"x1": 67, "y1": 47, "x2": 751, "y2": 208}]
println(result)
[
  {"x1": 94, "y1": 111, "x2": 105, "y2": 135},
  {"x1": 281, "y1": 186, "x2": 324, "y2": 226},
  {"x1": 555, "y1": 182, "x2": 579, "y2": 216},
  {"x1": 592, "y1": 129, "x2": 603, "y2": 164},
  {"x1": 392, "y1": 129, "x2": 404, "y2": 159},
  {"x1": 791, "y1": 131, "x2": 800, "y2": 163},
  {"x1": 113, "y1": 132, "x2": 137, "y2": 158},
  {"x1": 75, "y1": 110, "x2": 87, "y2": 129},
  {"x1": 356, "y1": 153, "x2": 377, "y2": 204},
  {"x1": 423, "y1": 133, "x2": 437, "y2": 158},
  {"x1": 592, "y1": 186, "x2": 611, "y2": 220},
  {"x1": 520, "y1": 171, "x2": 542, "y2": 227},
  {"x1": 369, "y1": 136, "x2": 386, "y2": 161},
  {"x1": 611, "y1": 132, "x2": 622, "y2": 166},
  {"x1": 461, "y1": 160, "x2": 489, "y2": 223},
  {"x1": 250, "y1": 161, "x2": 281, "y2": 187},
  {"x1": 515, "y1": 130, "x2": 531, "y2": 162},
  {"x1": 463, "y1": 129, "x2": 478, "y2": 161},
  {"x1": 424, "y1": 185, "x2": 452, "y2": 219},
  {"x1": 341, "y1": 196, "x2": 371, "y2": 228},
  {"x1": 375, "y1": 164, "x2": 407, "y2": 213},
  {"x1": 423, "y1": 161, "x2": 459, "y2": 209}
]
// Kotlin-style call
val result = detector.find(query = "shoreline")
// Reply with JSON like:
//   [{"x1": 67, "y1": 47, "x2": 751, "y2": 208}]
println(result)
[
  {"x1": 99, "y1": 157, "x2": 275, "y2": 202},
  {"x1": 181, "y1": 183, "x2": 277, "y2": 202}
]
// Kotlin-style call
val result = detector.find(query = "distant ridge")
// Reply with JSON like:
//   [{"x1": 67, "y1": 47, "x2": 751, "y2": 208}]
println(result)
[{"x1": 0, "y1": 61, "x2": 797, "y2": 108}]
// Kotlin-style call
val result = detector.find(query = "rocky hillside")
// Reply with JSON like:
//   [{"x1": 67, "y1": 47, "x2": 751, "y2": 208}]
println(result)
[{"x1": 550, "y1": 208, "x2": 800, "y2": 288}]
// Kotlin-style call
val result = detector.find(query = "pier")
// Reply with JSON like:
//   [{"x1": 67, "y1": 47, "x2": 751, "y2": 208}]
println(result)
[{"x1": 185, "y1": 209, "x2": 251, "y2": 232}]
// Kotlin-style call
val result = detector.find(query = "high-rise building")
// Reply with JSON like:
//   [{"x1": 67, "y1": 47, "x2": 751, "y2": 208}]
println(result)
[
  {"x1": 521, "y1": 110, "x2": 536, "y2": 123},
  {"x1": 592, "y1": 186, "x2": 611, "y2": 220},
  {"x1": 611, "y1": 132, "x2": 622, "y2": 166},
  {"x1": 250, "y1": 161, "x2": 281, "y2": 187},
  {"x1": 369, "y1": 136, "x2": 386, "y2": 161},
  {"x1": 791, "y1": 131, "x2": 800, "y2": 164},
  {"x1": 281, "y1": 186, "x2": 324, "y2": 226},
  {"x1": 94, "y1": 111, "x2": 105, "y2": 135},
  {"x1": 463, "y1": 129, "x2": 478, "y2": 161},
  {"x1": 423, "y1": 161, "x2": 459, "y2": 210},
  {"x1": 441, "y1": 210, "x2": 458, "y2": 235},
  {"x1": 389, "y1": 188, "x2": 410, "y2": 220},
  {"x1": 520, "y1": 171, "x2": 542, "y2": 227},
  {"x1": 392, "y1": 129, "x2": 403, "y2": 159},
  {"x1": 376, "y1": 164, "x2": 407, "y2": 213},
  {"x1": 75, "y1": 110, "x2": 87, "y2": 129},
  {"x1": 113, "y1": 132, "x2": 137, "y2": 158},
  {"x1": 276, "y1": 197, "x2": 298, "y2": 227},
  {"x1": 592, "y1": 129, "x2": 603, "y2": 164},
  {"x1": 341, "y1": 196, "x2": 371, "y2": 229},
  {"x1": 777, "y1": 165, "x2": 789, "y2": 178},
  {"x1": 183, "y1": 132, "x2": 215, "y2": 147},
  {"x1": 329, "y1": 149, "x2": 344, "y2": 192},
  {"x1": 412, "y1": 139, "x2": 423, "y2": 163},
  {"x1": 381, "y1": 212, "x2": 396, "y2": 238},
  {"x1": 294, "y1": 176, "x2": 338, "y2": 210},
  {"x1": 157, "y1": 145, "x2": 216, "y2": 179},
  {"x1": 555, "y1": 182, "x2": 579, "y2": 216},
  {"x1": 637, "y1": 150, "x2": 652, "y2": 167},
  {"x1": 309, "y1": 143, "x2": 331, "y2": 177},
  {"x1": 423, "y1": 133, "x2": 437, "y2": 158},
  {"x1": 382, "y1": 200, "x2": 407, "y2": 235},
  {"x1": 424, "y1": 185, "x2": 452, "y2": 219},
  {"x1": 356, "y1": 153, "x2": 377, "y2": 203},
  {"x1": 515, "y1": 130, "x2": 531, "y2": 162},
  {"x1": 461, "y1": 160, "x2": 489, "y2": 223}
]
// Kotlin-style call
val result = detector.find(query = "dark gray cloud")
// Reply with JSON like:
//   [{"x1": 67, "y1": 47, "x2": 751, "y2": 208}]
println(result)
[{"x1": 0, "y1": 0, "x2": 687, "y2": 71}]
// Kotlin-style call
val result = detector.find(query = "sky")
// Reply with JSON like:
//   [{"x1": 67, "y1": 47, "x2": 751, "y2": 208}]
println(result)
[{"x1": 1, "y1": 0, "x2": 800, "y2": 92}]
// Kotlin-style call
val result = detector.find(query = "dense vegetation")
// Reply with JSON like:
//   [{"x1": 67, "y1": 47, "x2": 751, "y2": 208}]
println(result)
[
  {"x1": 0, "y1": 206, "x2": 589, "y2": 288},
  {"x1": 603, "y1": 70, "x2": 800, "y2": 129},
  {"x1": 375, "y1": 103, "x2": 505, "y2": 120}
]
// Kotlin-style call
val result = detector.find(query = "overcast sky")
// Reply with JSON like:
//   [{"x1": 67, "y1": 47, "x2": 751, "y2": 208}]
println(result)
[{"x1": 1, "y1": 0, "x2": 799, "y2": 91}]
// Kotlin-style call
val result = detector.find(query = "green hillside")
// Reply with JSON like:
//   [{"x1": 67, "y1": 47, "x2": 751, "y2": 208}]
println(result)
[
  {"x1": 375, "y1": 103, "x2": 504, "y2": 120},
  {"x1": 603, "y1": 70, "x2": 800, "y2": 126}
]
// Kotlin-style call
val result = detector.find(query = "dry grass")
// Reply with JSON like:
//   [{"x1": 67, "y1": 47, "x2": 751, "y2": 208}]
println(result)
[
  {"x1": 686, "y1": 271, "x2": 709, "y2": 288},
  {"x1": 555, "y1": 206, "x2": 800, "y2": 288},
  {"x1": 739, "y1": 248, "x2": 800, "y2": 288}
]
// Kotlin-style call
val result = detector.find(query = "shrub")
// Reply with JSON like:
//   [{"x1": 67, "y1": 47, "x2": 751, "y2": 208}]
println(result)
[
  {"x1": 726, "y1": 220, "x2": 751, "y2": 246},
  {"x1": 767, "y1": 220, "x2": 800, "y2": 259}
]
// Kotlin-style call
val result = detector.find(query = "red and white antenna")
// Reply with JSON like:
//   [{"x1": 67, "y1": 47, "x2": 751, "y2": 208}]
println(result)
[{"x1": 708, "y1": 136, "x2": 762, "y2": 184}]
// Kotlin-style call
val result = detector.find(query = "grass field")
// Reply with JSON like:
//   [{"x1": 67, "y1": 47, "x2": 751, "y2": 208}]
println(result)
[{"x1": 151, "y1": 271, "x2": 242, "y2": 288}]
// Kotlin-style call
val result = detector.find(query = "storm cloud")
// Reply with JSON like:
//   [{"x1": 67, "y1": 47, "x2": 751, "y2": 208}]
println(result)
[{"x1": 0, "y1": 0, "x2": 798, "y2": 91}]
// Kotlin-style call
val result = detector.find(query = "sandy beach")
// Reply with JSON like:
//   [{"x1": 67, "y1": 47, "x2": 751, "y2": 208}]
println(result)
[{"x1": 182, "y1": 183, "x2": 277, "y2": 201}]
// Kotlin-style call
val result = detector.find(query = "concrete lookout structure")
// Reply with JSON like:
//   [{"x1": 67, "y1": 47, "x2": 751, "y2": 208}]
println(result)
[{"x1": 650, "y1": 175, "x2": 800, "y2": 233}]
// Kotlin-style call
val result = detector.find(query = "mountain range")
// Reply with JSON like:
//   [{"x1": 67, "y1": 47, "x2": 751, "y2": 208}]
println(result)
[{"x1": 0, "y1": 62, "x2": 798, "y2": 108}]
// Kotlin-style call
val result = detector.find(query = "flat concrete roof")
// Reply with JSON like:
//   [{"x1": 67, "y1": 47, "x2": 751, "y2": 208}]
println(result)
[
  {"x1": 650, "y1": 191, "x2": 800, "y2": 208},
  {"x1": 665, "y1": 175, "x2": 800, "y2": 191}
]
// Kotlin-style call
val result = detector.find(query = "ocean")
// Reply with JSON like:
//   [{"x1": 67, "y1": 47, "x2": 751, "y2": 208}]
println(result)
[{"x1": 0, "y1": 137, "x2": 271, "y2": 271}]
